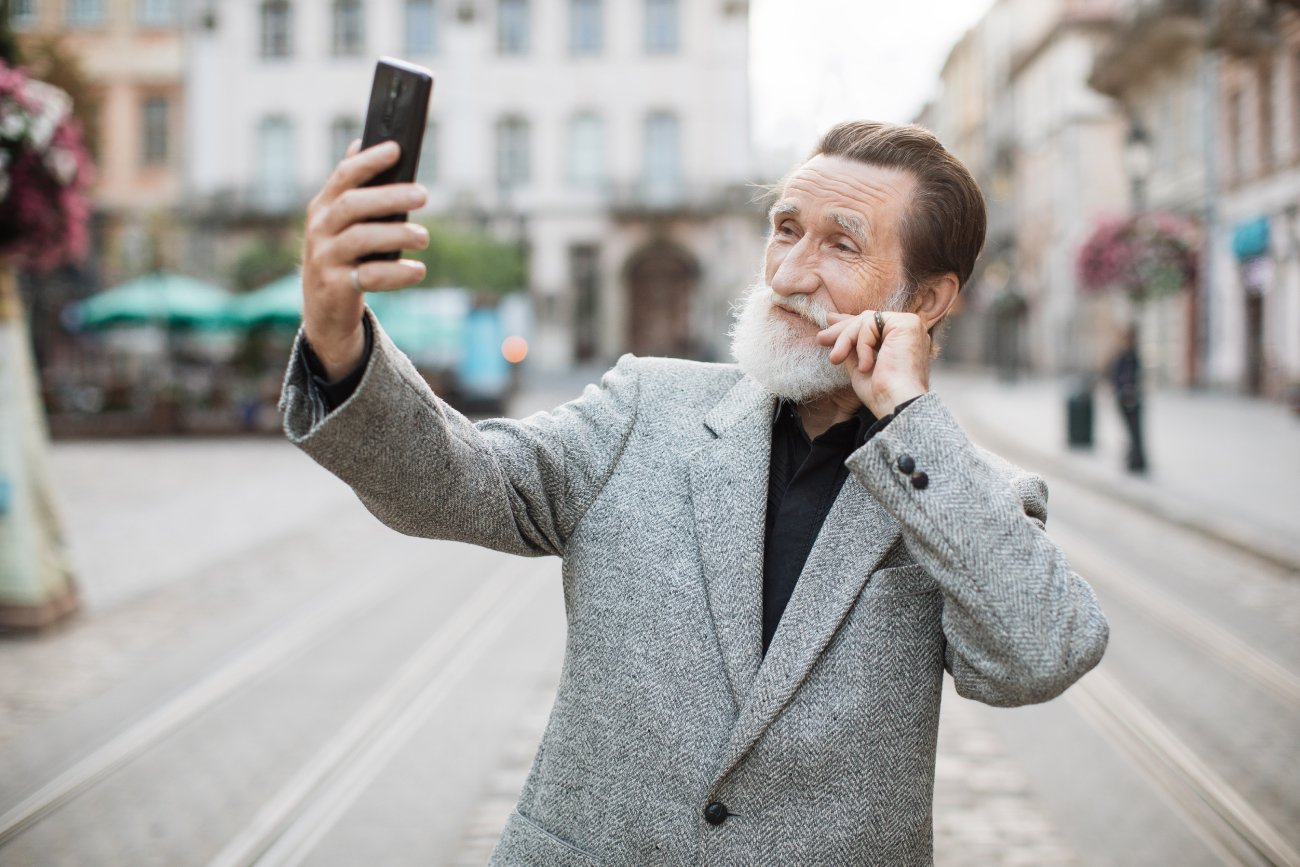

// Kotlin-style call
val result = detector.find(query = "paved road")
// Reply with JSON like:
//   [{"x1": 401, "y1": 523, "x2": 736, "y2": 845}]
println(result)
[{"x1": 0, "y1": 373, "x2": 1295, "y2": 866}]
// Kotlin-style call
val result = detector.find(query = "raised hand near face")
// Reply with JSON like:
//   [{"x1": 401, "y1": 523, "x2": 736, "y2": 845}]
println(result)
[{"x1": 815, "y1": 309, "x2": 931, "y2": 418}]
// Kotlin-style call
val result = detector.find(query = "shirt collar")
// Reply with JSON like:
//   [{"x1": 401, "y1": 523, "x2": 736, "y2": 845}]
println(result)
[{"x1": 773, "y1": 398, "x2": 877, "y2": 448}]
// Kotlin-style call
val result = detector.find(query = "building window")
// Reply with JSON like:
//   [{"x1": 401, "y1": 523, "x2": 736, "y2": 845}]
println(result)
[
  {"x1": 1258, "y1": 59, "x2": 1275, "y2": 173},
  {"x1": 570, "y1": 0, "x2": 601, "y2": 55},
  {"x1": 66, "y1": 0, "x2": 106, "y2": 26},
  {"x1": 256, "y1": 116, "x2": 297, "y2": 210},
  {"x1": 567, "y1": 112, "x2": 605, "y2": 189},
  {"x1": 643, "y1": 110, "x2": 680, "y2": 202},
  {"x1": 496, "y1": 115, "x2": 530, "y2": 190},
  {"x1": 1292, "y1": 49, "x2": 1300, "y2": 159},
  {"x1": 260, "y1": 0, "x2": 293, "y2": 58},
  {"x1": 497, "y1": 0, "x2": 529, "y2": 55},
  {"x1": 405, "y1": 0, "x2": 437, "y2": 55},
  {"x1": 333, "y1": 0, "x2": 365, "y2": 56},
  {"x1": 330, "y1": 117, "x2": 361, "y2": 165},
  {"x1": 1228, "y1": 86, "x2": 1244, "y2": 183},
  {"x1": 644, "y1": 0, "x2": 677, "y2": 54},
  {"x1": 12, "y1": 0, "x2": 38, "y2": 30},
  {"x1": 142, "y1": 96, "x2": 169, "y2": 165},
  {"x1": 136, "y1": 0, "x2": 178, "y2": 26},
  {"x1": 570, "y1": 244, "x2": 600, "y2": 361},
  {"x1": 418, "y1": 121, "x2": 438, "y2": 186}
]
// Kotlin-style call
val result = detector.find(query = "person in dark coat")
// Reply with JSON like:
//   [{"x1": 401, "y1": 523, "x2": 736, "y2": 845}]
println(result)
[{"x1": 1111, "y1": 324, "x2": 1147, "y2": 473}]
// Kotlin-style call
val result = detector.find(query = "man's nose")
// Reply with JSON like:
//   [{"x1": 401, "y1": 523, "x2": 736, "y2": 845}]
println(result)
[{"x1": 770, "y1": 237, "x2": 820, "y2": 296}]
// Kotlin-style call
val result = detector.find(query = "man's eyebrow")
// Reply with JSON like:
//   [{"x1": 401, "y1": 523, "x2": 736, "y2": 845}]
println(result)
[
  {"x1": 768, "y1": 201, "x2": 798, "y2": 221},
  {"x1": 829, "y1": 211, "x2": 868, "y2": 243}
]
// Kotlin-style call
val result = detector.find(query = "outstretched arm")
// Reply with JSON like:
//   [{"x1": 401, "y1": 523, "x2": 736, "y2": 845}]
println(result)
[{"x1": 281, "y1": 309, "x2": 641, "y2": 558}]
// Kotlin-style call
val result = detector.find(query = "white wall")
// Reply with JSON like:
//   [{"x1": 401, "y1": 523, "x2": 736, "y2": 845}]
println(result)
[{"x1": 186, "y1": 0, "x2": 759, "y2": 367}]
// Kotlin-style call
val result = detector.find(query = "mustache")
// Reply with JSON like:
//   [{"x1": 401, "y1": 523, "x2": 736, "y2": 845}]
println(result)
[{"x1": 757, "y1": 286, "x2": 832, "y2": 329}]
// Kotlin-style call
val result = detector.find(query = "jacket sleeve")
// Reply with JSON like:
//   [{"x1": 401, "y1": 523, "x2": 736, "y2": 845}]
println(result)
[
  {"x1": 279, "y1": 307, "x2": 641, "y2": 558},
  {"x1": 845, "y1": 392, "x2": 1109, "y2": 707}
]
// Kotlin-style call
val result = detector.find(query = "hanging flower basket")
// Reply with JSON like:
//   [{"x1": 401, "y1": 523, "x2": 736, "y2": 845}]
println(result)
[
  {"x1": 1076, "y1": 212, "x2": 1199, "y2": 302},
  {"x1": 0, "y1": 60, "x2": 95, "y2": 273}
]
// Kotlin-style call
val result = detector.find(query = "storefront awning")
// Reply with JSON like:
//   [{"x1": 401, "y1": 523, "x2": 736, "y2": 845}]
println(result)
[{"x1": 1232, "y1": 216, "x2": 1271, "y2": 261}]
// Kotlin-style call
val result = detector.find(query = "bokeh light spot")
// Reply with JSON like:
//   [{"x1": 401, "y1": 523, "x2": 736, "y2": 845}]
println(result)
[{"x1": 502, "y1": 335, "x2": 528, "y2": 363}]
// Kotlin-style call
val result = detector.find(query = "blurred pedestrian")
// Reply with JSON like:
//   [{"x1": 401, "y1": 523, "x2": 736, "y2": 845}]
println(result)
[
  {"x1": 1110, "y1": 324, "x2": 1147, "y2": 474},
  {"x1": 281, "y1": 121, "x2": 1109, "y2": 865}
]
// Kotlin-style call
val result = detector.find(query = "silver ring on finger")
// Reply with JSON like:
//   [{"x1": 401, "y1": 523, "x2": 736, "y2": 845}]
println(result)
[
  {"x1": 874, "y1": 310, "x2": 886, "y2": 336},
  {"x1": 350, "y1": 266, "x2": 364, "y2": 293}
]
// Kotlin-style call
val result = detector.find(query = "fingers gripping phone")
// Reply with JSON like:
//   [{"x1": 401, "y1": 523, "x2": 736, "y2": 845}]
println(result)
[{"x1": 358, "y1": 57, "x2": 434, "y2": 262}]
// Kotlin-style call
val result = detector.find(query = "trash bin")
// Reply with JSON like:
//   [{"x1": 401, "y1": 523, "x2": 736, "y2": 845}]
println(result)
[{"x1": 1066, "y1": 377, "x2": 1094, "y2": 449}]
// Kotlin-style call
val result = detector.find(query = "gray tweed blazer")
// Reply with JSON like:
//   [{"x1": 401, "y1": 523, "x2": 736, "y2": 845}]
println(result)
[{"x1": 280, "y1": 308, "x2": 1108, "y2": 866}]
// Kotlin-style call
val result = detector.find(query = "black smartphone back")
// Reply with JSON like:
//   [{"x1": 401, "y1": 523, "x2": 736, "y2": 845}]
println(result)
[{"x1": 358, "y1": 57, "x2": 434, "y2": 261}]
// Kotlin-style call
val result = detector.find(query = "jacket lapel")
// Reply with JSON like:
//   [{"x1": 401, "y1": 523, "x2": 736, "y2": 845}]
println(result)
[
  {"x1": 687, "y1": 374, "x2": 774, "y2": 711},
  {"x1": 710, "y1": 464, "x2": 902, "y2": 784}
]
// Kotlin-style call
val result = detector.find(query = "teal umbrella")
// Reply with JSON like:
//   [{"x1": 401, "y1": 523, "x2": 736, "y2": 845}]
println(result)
[
  {"x1": 74, "y1": 272, "x2": 235, "y2": 330},
  {"x1": 232, "y1": 273, "x2": 303, "y2": 329}
]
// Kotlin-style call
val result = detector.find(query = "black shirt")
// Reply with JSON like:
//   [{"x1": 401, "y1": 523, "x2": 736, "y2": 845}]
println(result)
[
  {"x1": 763, "y1": 401, "x2": 875, "y2": 653},
  {"x1": 299, "y1": 315, "x2": 374, "y2": 412}
]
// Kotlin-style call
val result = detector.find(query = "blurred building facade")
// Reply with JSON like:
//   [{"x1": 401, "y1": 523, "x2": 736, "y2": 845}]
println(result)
[
  {"x1": 1208, "y1": 1, "x2": 1300, "y2": 398},
  {"x1": 921, "y1": 0, "x2": 1132, "y2": 379},
  {"x1": 183, "y1": 0, "x2": 764, "y2": 369},
  {"x1": 926, "y1": 0, "x2": 1300, "y2": 400},
  {"x1": 12, "y1": 0, "x2": 187, "y2": 283},
  {"x1": 1089, "y1": 0, "x2": 1211, "y2": 388}
]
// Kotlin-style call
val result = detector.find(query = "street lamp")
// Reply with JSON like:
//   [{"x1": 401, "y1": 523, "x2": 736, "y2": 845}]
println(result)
[{"x1": 1124, "y1": 117, "x2": 1153, "y2": 215}]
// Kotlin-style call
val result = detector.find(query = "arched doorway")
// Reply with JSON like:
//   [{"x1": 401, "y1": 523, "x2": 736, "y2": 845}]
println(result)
[{"x1": 624, "y1": 241, "x2": 699, "y2": 358}]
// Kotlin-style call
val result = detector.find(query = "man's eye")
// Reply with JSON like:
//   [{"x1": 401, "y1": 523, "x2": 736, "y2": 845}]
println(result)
[
  {"x1": 776, "y1": 223, "x2": 796, "y2": 236},
  {"x1": 834, "y1": 242, "x2": 855, "y2": 253}
]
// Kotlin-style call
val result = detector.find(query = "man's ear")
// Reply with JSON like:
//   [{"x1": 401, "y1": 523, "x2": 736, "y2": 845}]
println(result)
[{"x1": 915, "y1": 273, "x2": 960, "y2": 331}]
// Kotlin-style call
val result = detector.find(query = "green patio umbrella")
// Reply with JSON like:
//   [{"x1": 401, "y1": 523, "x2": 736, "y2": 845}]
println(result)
[
  {"x1": 232, "y1": 273, "x2": 303, "y2": 329},
  {"x1": 73, "y1": 272, "x2": 235, "y2": 330}
]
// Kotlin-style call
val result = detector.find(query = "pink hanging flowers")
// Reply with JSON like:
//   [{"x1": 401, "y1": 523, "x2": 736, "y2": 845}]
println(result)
[
  {"x1": 0, "y1": 61, "x2": 95, "y2": 272},
  {"x1": 1077, "y1": 212, "x2": 1199, "y2": 302}
]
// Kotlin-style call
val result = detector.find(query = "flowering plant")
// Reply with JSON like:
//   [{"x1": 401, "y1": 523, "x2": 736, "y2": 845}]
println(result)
[
  {"x1": 0, "y1": 61, "x2": 94, "y2": 272},
  {"x1": 1077, "y1": 212, "x2": 1199, "y2": 302}
]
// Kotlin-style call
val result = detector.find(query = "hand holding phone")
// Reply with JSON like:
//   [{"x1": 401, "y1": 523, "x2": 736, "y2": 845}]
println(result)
[
  {"x1": 357, "y1": 57, "x2": 434, "y2": 262},
  {"x1": 298, "y1": 59, "x2": 433, "y2": 378}
]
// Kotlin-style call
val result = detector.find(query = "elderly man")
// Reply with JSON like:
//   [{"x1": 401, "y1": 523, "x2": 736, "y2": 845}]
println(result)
[{"x1": 281, "y1": 120, "x2": 1108, "y2": 866}]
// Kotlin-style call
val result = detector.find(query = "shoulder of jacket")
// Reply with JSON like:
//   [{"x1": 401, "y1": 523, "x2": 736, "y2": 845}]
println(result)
[{"x1": 612, "y1": 353, "x2": 745, "y2": 408}]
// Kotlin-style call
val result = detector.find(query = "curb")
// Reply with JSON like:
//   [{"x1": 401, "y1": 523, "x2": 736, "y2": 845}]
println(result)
[{"x1": 958, "y1": 414, "x2": 1300, "y2": 577}]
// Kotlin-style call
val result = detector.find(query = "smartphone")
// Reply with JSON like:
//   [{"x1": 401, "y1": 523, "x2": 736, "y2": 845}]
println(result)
[{"x1": 358, "y1": 57, "x2": 434, "y2": 262}]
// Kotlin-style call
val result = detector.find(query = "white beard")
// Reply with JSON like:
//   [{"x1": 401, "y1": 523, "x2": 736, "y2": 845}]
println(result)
[{"x1": 728, "y1": 283, "x2": 852, "y2": 402}]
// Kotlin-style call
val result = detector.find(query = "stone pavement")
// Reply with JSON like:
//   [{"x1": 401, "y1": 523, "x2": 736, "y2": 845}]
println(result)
[{"x1": 931, "y1": 367, "x2": 1300, "y2": 573}]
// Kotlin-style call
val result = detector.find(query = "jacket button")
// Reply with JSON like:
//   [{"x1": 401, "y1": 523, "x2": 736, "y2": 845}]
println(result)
[
  {"x1": 911, "y1": 470, "x2": 929, "y2": 490},
  {"x1": 703, "y1": 801, "x2": 730, "y2": 825},
  {"x1": 897, "y1": 454, "x2": 916, "y2": 475}
]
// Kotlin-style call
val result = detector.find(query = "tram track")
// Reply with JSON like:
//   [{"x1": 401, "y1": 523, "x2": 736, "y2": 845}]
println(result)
[
  {"x1": 0, "y1": 569, "x2": 406, "y2": 848},
  {"x1": 1067, "y1": 668, "x2": 1300, "y2": 866},
  {"x1": 1046, "y1": 511, "x2": 1300, "y2": 865},
  {"x1": 0, "y1": 551, "x2": 549, "y2": 864}
]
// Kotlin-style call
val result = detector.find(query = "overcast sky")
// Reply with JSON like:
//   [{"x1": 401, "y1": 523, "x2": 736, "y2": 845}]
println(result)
[{"x1": 749, "y1": 0, "x2": 997, "y2": 168}]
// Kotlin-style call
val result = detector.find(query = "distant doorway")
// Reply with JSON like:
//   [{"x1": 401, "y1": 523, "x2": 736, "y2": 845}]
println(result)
[
  {"x1": 1244, "y1": 290, "x2": 1265, "y2": 395},
  {"x1": 625, "y1": 241, "x2": 699, "y2": 358}
]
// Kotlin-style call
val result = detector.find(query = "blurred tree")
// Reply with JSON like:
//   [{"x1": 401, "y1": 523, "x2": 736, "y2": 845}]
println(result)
[
  {"x1": 232, "y1": 231, "x2": 301, "y2": 292},
  {"x1": 412, "y1": 221, "x2": 526, "y2": 297}
]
